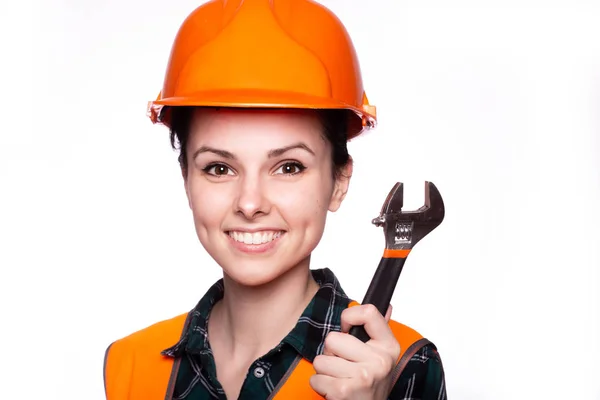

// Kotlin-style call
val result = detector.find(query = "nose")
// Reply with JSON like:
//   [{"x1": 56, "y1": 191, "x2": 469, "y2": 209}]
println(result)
[{"x1": 234, "y1": 174, "x2": 271, "y2": 219}]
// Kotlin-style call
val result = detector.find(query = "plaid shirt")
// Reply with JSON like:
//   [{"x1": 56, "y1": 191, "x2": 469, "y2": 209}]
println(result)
[{"x1": 162, "y1": 268, "x2": 447, "y2": 399}]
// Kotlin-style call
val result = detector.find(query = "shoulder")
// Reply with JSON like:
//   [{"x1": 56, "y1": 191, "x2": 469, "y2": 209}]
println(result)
[
  {"x1": 388, "y1": 319, "x2": 423, "y2": 342},
  {"x1": 385, "y1": 319, "x2": 447, "y2": 399},
  {"x1": 389, "y1": 340, "x2": 447, "y2": 400},
  {"x1": 103, "y1": 311, "x2": 190, "y2": 378},
  {"x1": 103, "y1": 312, "x2": 190, "y2": 397},
  {"x1": 105, "y1": 312, "x2": 190, "y2": 355}
]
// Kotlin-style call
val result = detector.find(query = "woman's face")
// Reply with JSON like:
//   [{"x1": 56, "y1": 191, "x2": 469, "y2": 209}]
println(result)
[{"x1": 184, "y1": 108, "x2": 351, "y2": 287}]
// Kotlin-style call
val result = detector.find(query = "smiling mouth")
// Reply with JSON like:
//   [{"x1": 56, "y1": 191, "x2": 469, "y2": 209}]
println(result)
[{"x1": 227, "y1": 231, "x2": 284, "y2": 245}]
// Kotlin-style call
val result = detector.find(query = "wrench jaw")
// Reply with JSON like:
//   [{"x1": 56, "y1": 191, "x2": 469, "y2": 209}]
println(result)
[
  {"x1": 372, "y1": 182, "x2": 445, "y2": 252},
  {"x1": 379, "y1": 182, "x2": 404, "y2": 216}
]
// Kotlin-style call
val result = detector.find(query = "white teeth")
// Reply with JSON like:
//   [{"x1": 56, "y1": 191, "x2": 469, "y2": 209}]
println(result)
[{"x1": 229, "y1": 231, "x2": 282, "y2": 245}]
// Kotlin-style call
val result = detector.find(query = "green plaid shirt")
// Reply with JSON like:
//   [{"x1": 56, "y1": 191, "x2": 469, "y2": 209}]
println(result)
[{"x1": 162, "y1": 268, "x2": 447, "y2": 399}]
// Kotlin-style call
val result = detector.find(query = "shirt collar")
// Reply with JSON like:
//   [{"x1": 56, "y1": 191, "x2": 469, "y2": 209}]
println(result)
[{"x1": 161, "y1": 268, "x2": 351, "y2": 362}]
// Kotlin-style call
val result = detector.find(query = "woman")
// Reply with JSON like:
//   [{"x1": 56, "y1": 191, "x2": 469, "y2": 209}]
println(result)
[{"x1": 104, "y1": 1, "x2": 447, "y2": 399}]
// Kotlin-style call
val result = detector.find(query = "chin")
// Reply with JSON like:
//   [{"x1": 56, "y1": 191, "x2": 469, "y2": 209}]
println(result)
[{"x1": 222, "y1": 260, "x2": 293, "y2": 287}]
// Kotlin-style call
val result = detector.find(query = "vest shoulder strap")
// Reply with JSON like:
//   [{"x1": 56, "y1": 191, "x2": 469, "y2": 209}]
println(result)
[{"x1": 103, "y1": 312, "x2": 190, "y2": 400}]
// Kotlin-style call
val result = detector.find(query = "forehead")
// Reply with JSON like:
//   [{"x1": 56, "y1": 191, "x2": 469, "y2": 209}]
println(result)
[{"x1": 188, "y1": 107, "x2": 325, "y2": 147}]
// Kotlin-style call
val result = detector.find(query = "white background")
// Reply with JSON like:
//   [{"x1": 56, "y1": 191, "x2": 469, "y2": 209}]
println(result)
[{"x1": 1, "y1": 0, "x2": 599, "y2": 399}]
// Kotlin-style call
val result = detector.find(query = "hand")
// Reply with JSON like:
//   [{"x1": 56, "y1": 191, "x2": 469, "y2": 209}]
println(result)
[{"x1": 309, "y1": 304, "x2": 401, "y2": 400}]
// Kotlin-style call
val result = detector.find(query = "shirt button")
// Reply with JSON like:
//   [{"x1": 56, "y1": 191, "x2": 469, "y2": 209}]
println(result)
[{"x1": 253, "y1": 367, "x2": 265, "y2": 378}]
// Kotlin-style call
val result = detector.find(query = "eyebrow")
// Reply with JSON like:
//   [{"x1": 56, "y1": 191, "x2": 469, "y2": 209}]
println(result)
[
  {"x1": 192, "y1": 142, "x2": 315, "y2": 160},
  {"x1": 268, "y1": 143, "x2": 315, "y2": 158},
  {"x1": 192, "y1": 146, "x2": 235, "y2": 160}
]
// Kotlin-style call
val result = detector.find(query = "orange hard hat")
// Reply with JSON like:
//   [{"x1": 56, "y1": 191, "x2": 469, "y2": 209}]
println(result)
[{"x1": 147, "y1": 0, "x2": 377, "y2": 139}]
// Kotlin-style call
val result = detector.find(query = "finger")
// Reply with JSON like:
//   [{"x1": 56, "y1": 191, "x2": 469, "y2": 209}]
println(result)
[
  {"x1": 384, "y1": 304, "x2": 393, "y2": 322},
  {"x1": 313, "y1": 354, "x2": 355, "y2": 379},
  {"x1": 309, "y1": 374, "x2": 337, "y2": 397},
  {"x1": 322, "y1": 336, "x2": 336, "y2": 357},
  {"x1": 340, "y1": 304, "x2": 395, "y2": 342},
  {"x1": 322, "y1": 331, "x2": 373, "y2": 362}
]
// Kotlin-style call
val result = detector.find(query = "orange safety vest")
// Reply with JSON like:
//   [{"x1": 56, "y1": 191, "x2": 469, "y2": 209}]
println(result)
[{"x1": 104, "y1": 301, "x2": 430, "y2": 399}]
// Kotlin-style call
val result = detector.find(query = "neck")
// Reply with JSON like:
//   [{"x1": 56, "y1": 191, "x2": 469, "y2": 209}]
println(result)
[{"x1": 208, "y1": 258, "x2": 320, "y2": 363}]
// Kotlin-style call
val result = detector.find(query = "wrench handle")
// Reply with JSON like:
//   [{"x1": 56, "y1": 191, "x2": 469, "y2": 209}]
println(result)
[{"x1": 348, "y1": 253, "x2": 408, "y2": 342}]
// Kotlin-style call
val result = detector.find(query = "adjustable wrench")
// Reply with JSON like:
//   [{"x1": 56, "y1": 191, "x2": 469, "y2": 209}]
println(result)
[{"x1": 349, "y1": 182, "x2": 445, "y2": 342}]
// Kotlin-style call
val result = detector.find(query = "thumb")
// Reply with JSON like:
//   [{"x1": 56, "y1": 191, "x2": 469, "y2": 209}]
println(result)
[{"x1": 384, "y1": 304, "x2": 393, "y2": 322}]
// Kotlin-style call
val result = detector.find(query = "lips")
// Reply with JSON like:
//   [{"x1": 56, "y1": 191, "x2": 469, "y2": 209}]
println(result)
[{"x1": 227, "y1": 230, "x2": 284, "y2": 245}]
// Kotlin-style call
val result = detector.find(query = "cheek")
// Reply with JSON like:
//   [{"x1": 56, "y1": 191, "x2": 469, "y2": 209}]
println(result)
[
  {"x1": 276, "y1": 175, "x2": 333, "y2": 227},
  {"x1": 187, "y1": 180, "x2": 229, "y2": 228}
]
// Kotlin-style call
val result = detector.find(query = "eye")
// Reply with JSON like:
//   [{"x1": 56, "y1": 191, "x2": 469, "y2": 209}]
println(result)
[
  {"x1": 275, "y1": 162, "x2": 306, "y2": 175},
  {"x1": 203, "y1": 163, "x2": 235, "y2": 176}
]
